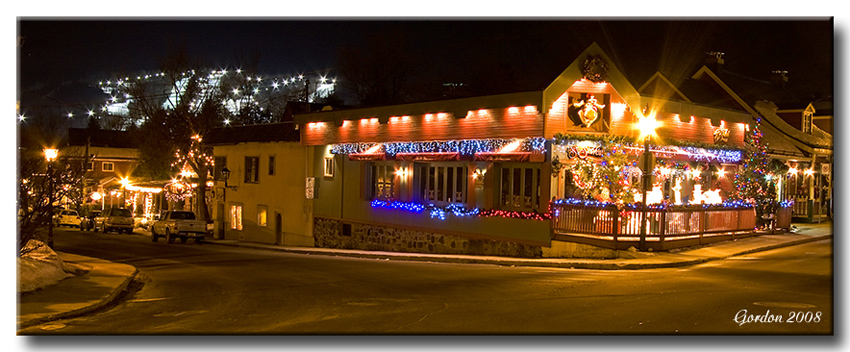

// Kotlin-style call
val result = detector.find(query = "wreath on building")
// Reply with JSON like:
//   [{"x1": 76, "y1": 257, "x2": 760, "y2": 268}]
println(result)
[
  {"x1": 582, "y1": 56, "x2": 609, "y2": 83},
  {"x1": 164, "y1": 180, "x2": 194, "y2": 203}
]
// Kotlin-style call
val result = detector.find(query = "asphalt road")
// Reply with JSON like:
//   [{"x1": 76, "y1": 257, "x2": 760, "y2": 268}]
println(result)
[{"x1": 20, "y1": 227, "x2": 833, "y2": 335}]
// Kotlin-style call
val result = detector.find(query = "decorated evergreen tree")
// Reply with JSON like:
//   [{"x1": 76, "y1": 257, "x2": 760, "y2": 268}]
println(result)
[{"x1": 732, "y1": 117, "x2": 783, "y2": 224}]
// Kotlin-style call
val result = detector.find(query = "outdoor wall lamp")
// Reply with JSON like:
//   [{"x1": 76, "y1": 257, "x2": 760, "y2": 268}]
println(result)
[
  {"x1": 221, "y1": 166, "x2": 238, "y2": 191},
  {"x1": 473, "y1": 167, "x2": 487, "y2": 180}
]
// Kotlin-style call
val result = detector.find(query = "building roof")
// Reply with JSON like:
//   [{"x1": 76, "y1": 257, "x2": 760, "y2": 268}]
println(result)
[
  {"x1": 62, "y1": 146, "x2": 140, "y2": 160},
  {"x1": 293, "y1": 91, "x2": 543, "y2": 125},
  {"x1": 204, "y1": 122, "x2": 301, "y2": 145},
  {"x1": 67, "y1": 128, "x2": 138, "y2": 149},
  {"x1": 755, "y1": 100, "x2": 832, "y2": 154}
]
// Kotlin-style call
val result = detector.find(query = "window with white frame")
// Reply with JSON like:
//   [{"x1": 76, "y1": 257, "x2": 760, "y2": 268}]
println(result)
[
  {"x1": 370, "y1": 162, "x2": 395, "y2": 200},
  {"x1": 416, "y1": 163, "x2": 468, "y2": 204},
  {"x1": 498, "y1": 164, "x2": 541, "y2": 212},
  {"x1": 102, "y1": 162, "x2": 114, "y2": 172},
  {"x1": 324, "y1": 157, "x2": 335, "y2": 177},
  {"x1": 803, "y1": 111, "x2": 813, "y2": 134}
]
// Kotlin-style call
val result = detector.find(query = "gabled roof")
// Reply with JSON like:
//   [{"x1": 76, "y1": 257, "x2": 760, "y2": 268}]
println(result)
[
  {"x1": 755, "y1": 100, "x2": 832, "y2": 155},
  {"x1": 684, "y1": 66, "x2": 761, "y2": 116},
  {"x1": 204, "y1": 122, "x2": 300, "y2": 145},
  {"x1": 543, "y1": 42, "x2": 641, "y2": 115},
  {"x1": 637, "y1": 72, "x2": 691, "y2": 103}
]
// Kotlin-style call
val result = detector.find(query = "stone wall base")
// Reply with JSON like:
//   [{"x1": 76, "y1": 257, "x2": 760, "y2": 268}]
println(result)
[
  {"x1": 313, "y1": 218, "x2": 543, "y2": 258},
  {"x1": 312, "y1": 218, "x2": 654, "y2": 259}
]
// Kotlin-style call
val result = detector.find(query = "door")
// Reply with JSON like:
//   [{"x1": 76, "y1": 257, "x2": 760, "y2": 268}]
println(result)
[
  {"x1": 275, "y1": 212, "x2": 282, "y2": 245},
  {"x1": 217, "y1": 203, "x2": 225, "y2": 239}
]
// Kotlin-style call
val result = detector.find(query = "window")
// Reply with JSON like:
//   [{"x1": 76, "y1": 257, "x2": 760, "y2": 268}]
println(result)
[
  {"x1": 245, "y1": 156, "x2": 259, "y2": 183},
  {"x1": 499, "y1": 164, "x2": 541, "y2": 211},
  {"x1": 214, "y1": 156, "x2": 227, "y2": 181},
  {"x1": 324, "y1": 157, "x2": 335, "y2": 177},
  {"x1": 417, "y1": 163, "x2": 468, "y2": 204},
  {"x1": 257, "y1": 205, "x2": 268, "y2": 227},
  {"x1": 370, "y1": 163, "x2": 395, "y2": 200},
  {"x1": 803, "y1": 111, "x2": 813, "y2": 134},
  {"x1": 268, "y1": 156, "x2": 275, "y2": 176},
  {"x1": 102, "y1": 162, "x2": 114, "y2": 172},
  {"x1": 230, "y1": 204, "x2": 243, "y2": 230}
]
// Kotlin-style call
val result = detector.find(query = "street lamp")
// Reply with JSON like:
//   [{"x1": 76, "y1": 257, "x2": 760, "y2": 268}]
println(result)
[
  {"x1": 221, "y1": 166, "x2": 237, "y2": 191},
  {"x1": 44, "y1": 148, "x2": 58, "y2": 248},
  {"x1": 636, "y1": 111, "x2": 659, "y2": 251},
  {"x1": 119, "y1": 177, "x2": 131, "y2": 209}
]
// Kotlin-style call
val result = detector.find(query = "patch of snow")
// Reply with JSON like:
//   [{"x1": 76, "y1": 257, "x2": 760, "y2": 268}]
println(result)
[{"x1": 18, "y1": 240, "x2": 73, "y2": 293}]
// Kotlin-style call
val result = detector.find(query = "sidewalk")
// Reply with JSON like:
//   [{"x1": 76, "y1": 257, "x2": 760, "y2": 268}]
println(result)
[{"x1": 17, "y1": 221, "x2": 832, "y2": 331}]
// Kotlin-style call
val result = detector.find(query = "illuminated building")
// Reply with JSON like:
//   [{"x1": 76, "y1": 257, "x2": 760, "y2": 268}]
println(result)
[{"x1": 285, "y1": 43, "x2": 824, "y2": 255}]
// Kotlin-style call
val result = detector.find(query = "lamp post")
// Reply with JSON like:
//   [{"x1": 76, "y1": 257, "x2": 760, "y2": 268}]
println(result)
[
  {"x1": 636, "y1": 111, "x2": 659, "y2": 252},
  {"x1": 120, "y1": 177, "x2": 131, "y2": 210},
  {"x1": 221, "y1": 166, "x2": 237, "y2": 191},
  {"x1": 44, "y1": 148, "x2": 58, "y2": 248}
]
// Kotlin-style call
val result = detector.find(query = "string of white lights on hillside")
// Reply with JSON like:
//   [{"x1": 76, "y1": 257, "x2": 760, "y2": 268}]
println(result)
[
  {"x1": 97, "y1": 68, "x2": 336, "y2": 123},
  {"x1": 17, "y1": 68, "x2": 337, "y2": 125}
]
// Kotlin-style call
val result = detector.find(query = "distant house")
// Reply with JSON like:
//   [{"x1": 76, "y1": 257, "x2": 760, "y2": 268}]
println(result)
[
  {"x1": 205, "y1": 122, "x2": 313, "y2": 246},
  {"x1": 60, "y1": 128, "x2": 142, "y2": 212}
]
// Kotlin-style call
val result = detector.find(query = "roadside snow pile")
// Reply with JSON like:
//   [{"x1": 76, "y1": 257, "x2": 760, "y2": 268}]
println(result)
[{"x1": 18, "y1": 240, "x2": 73, "y2": 293}]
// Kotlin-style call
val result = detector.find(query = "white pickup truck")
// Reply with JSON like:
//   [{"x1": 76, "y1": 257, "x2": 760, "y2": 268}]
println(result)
[{"x1": 151, "y1": 210, "x2": 207, "y2": 244}]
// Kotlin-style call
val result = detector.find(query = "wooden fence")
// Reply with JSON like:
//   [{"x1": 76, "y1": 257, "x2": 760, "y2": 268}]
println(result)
[{"x1": 550, "y1": 202, "x2": 758, "y2": 251}]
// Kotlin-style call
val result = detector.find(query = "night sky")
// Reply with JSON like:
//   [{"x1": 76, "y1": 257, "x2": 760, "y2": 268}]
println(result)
[{"x1": 16, "y1": 18, "x2": 835, "y2": 125}]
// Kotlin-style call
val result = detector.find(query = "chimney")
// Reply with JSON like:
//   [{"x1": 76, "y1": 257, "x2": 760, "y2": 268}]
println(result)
[
  {"x1": 771, "y1": 70, "x2": 789, "y2": 88},
  {"x1": 705, "y1": 51, "x2": 725, "y2": 70}
]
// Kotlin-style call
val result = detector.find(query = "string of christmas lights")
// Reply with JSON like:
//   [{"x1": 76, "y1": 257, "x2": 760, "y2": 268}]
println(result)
[
  {"x1": 332, "y1": 137, "x2": 547, "y2": 157},
  {"x1": 372, "y1": 197, "x2": 753, "y2": 224},
  {"x1": 553, "y1": 133, "x2": 743, "y2": 164},
  {"x1": 371, "y1": 199, "x2": 548, "y2": 221}
]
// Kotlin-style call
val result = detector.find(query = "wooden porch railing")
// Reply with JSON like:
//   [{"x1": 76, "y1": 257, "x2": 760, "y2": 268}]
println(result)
[{"x1": 550, "y1": 201, "x2": 758, "y2": 251}]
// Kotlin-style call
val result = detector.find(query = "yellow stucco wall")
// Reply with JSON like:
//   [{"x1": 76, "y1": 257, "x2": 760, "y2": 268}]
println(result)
[{"x1": 211, "y1": 141, "x2": 313, "y2": 246}]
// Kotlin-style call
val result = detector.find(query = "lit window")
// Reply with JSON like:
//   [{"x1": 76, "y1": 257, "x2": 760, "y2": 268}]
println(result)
[
  {"x1": 371, "y1": 163, "x2": 395, "y2": 200},
  {"x1": 257, "y1": 205, "x2": 267, "y2": 227},
  {"x1": 324, "y1": 157, "x2": 335, "y2": 177},
  {"x1": 803, "y1": 111, "x2": 813, "y2": 134},
  {"x1": 499, "y1": 164, "x2": 541, "y2": 211},
  {"x1": 230, "y1": 204, "x2": 243, "y2": 230},
  {"x1": 416, "y1": 163, "x2": 468, "y2": 204}
]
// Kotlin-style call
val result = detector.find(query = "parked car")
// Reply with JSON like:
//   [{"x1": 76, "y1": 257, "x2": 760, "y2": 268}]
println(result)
[
  {"x1": 151, "y1": 210, "x2": 206, "y2": 244},
  {"x1": 79, "y1": 210, "x2": 102, "y2": 231},
  {"x1": 93, "y1": 208, "x2": 135, "y2": 234},
  {"x1": 54, "y1": 209, "x2": 82, "y2": 228}
]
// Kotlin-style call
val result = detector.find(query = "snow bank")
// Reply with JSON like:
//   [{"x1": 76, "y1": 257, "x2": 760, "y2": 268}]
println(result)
[{"x1": 18, "y1": 240, "x2": 73, "y2": 293}]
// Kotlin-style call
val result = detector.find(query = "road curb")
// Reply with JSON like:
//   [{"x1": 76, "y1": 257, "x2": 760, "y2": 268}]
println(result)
[{"x1": 17, "y1": 267, "x2": 138, "y2": 330}]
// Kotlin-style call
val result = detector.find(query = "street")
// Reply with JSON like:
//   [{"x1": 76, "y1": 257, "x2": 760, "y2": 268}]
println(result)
[{"x1": 19, "y1": 227, "x2": 833, "y2": 335}]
